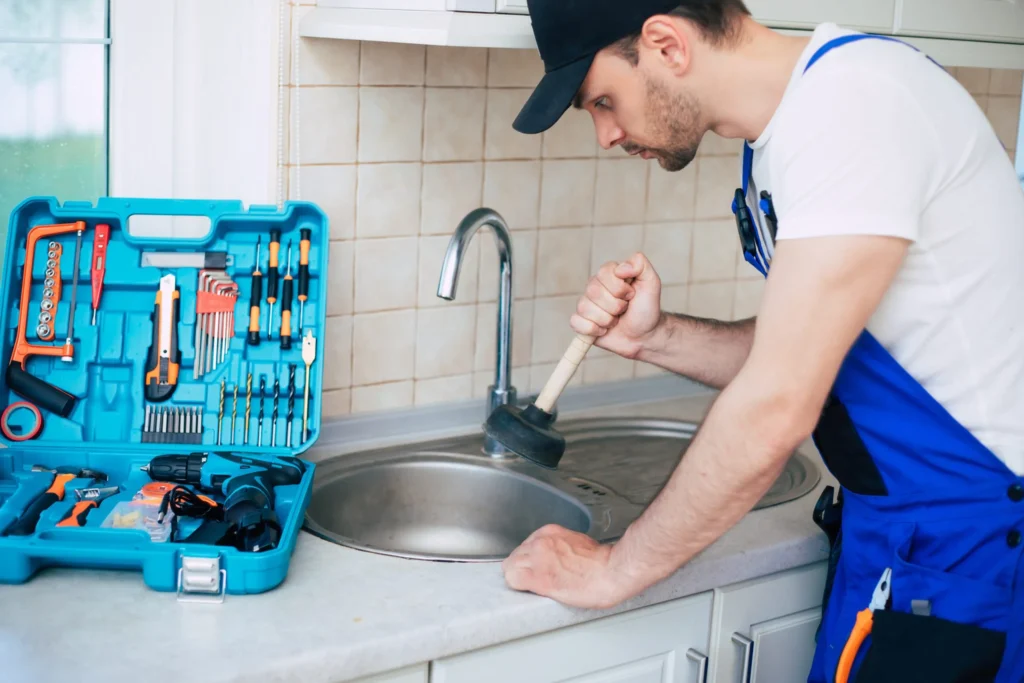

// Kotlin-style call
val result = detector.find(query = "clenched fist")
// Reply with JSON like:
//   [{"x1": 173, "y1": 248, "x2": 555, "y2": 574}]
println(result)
[{"x1": 571, "y1": 253, "x2": 663, "y2": 359}]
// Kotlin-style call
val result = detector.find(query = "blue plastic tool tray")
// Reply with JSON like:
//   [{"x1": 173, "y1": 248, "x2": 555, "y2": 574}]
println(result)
[{"x1": 0, "y1": 197, "x2": 328, "y2": 596}]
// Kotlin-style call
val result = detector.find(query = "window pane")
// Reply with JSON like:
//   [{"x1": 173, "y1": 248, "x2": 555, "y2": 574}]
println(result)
[
  {"x1": 0, "y1": 0, "x2": 107, "y2": 40},
  {"x1": 0, "y1": 42, "x2": 106, "y2": 241}
]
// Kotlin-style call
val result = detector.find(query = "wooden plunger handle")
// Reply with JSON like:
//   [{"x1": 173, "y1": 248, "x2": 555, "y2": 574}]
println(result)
[{"x1": 534, "y1": 334, "x2": 595, "y2": 413}]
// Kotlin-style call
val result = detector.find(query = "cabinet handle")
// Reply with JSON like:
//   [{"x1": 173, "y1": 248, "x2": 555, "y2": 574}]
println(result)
[
  {"x1": 685, "y1": 648, "x2": 708, "y2": 683},
  {"x1": 731, "y1": 632, "x2": 754, "y2": 683}
]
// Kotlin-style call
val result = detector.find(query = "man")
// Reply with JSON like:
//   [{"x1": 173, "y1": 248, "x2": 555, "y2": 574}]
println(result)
[{"x1": 500, "y1": 1, "x2": 1024, "y2": 681}]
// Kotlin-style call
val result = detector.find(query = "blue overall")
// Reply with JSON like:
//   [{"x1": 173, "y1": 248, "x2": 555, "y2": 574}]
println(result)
[{"x1": 732, "y1": 35, "x2": 1024, "y2": 683}]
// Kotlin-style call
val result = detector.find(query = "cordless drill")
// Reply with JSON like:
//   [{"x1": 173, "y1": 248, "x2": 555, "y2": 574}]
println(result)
[{"x1": 141, "y1": 452, "x2": 304, "y2": 552}]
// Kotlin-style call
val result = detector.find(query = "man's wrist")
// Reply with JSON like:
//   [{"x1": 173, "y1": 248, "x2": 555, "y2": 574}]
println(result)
[{"x1": 635, "y1": 312, "x2": 674, "y2": 363}]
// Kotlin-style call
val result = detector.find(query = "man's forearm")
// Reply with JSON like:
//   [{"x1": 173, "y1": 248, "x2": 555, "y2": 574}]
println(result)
[
  {"x1": 637, "y1": 313, "x2": 756, "y2": 389},
  {"x1": 605, "y1": 371, "x2": 814, "y2": 595}
]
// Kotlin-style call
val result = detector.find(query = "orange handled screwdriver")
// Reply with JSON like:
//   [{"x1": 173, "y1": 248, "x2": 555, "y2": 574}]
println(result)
[
  {"x1": 90, "y1": 223, "x2": 109, "y2": 326},
  {"x1": 836, "y1": 567, "x2": 891, "y2": 683},
  {"x1": 280, "y1": 241, "x2": 294, "y2": 350},
  {"x1": 297, "y1": 228, "x2": 310, "y2": 335},
  {"x1": 265, "y1": 229, "x2": 280, "y2": 337},
  {"x1": 247, "y1": 237, "x2": 263, "y2": 346},
  {"x1": 57, "y1": 485, "x2": 120, "y2": 527}
]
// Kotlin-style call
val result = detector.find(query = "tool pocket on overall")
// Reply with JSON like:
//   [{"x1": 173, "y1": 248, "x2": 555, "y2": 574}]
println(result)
[{"x1": 854, "y1": 524, "x2": 1010, "y2": 683}]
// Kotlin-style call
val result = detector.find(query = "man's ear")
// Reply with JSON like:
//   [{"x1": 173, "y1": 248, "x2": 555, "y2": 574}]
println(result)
[{"x1": 640, "y1": 15, "x2": 690, "y2": 75}]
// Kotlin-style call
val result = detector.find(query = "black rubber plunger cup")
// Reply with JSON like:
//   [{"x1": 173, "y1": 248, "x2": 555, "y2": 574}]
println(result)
[{"x1": 484, "y1": 334, "x2": 595, "y2": 469}]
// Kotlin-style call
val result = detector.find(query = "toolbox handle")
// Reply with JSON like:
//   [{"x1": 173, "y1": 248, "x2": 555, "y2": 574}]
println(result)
[{"x1": 97, "y1": 198, "x2": 247, "y2": 245}]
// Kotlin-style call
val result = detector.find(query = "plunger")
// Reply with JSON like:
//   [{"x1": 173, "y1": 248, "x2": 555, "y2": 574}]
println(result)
[{"x1": 483, "y1": 333, "x2": 595, "y2": 468}]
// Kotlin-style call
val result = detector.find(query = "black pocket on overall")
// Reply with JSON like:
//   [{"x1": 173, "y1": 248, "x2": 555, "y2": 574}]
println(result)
[{"x1": 853, "y1": 610, "x2": 1006, "y2": 683}]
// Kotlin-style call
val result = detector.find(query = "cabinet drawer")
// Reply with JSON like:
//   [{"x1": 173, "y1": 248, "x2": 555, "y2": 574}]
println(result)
[
  {"x1": 431, "y1": 592, "x2": 714, "y2": 683},
  {"x1": 746, "y1": 0, "x2": 896, "y2": 32},
  {"x1": 898, "y1": 0, "x2": 1024, "y2": 43}
]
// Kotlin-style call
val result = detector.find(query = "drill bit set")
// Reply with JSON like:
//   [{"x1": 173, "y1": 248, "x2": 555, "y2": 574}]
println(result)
[{"x1": 142, "y1": 405, "x2": 205, "y2": 444}]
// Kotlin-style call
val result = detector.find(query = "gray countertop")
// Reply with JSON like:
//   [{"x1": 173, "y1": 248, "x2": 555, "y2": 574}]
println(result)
[{"x1": 0, "y1": 389, "x2": 834, "y2": 683}]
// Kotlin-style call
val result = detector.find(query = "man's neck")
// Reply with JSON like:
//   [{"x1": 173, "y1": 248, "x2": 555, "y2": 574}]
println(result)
[{"x1": 700, "y1": 18, "x2": 812, "y2": 143}]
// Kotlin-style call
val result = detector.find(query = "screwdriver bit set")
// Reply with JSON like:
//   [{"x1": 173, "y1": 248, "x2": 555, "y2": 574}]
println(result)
[{"x1": 0, "y1": 196, "x2": 328, "y2": 595}]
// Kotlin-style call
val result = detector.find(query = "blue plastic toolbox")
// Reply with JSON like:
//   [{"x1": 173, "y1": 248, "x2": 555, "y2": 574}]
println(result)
[{"x1": 0, "y1": 196, "x2": 328, "y2": 597}]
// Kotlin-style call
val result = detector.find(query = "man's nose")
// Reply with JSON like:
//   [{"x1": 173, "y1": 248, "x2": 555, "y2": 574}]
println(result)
[{"x1": 594, "y1": 117, "x2": 625, "y2": 151}]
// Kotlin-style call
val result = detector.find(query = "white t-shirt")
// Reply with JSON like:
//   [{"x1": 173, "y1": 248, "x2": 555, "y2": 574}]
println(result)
[{"x1": 748, "y1": 22, "x2": 1024, "y2": 475}]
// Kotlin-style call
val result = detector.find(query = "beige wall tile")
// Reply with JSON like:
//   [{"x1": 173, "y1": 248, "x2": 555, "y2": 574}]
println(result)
[
  {"x1": 955, "y1": 67, "x2": 990, "y2": 95},
  {"x1": 591, "y1": 224, "x2": 643, "y2": 272},
  {"x1": 426, "y1": 46, "x2": 487, "y2": 87},
  {"x1": 531, "y1": 295, "x2": 577, "y2": 364},
  {"x1": 414, "y1": 374, "x2": 473, "y2": 406},
  {"x1": 661, "y1": 284, "x2": 688, "y2": 313},
  {"x1": 643, "y1": 222, "x2": 691, "y2": 286},
  {"x1": 483, "y1": 160, "x2": 541, "y2": 229},
  {"x1": 420, "y1": 162, "x2": 484, "y2": 235},
  {"x1": 352, "y1": 310, "x2": 416, "y2": 385},
  {"x1": 695, "y1": 156, "x2": 737, "y2": 219},
  {"x1": 699, "y1": 131, "x2": 744, "y2": 157},
  {"x1": 529, "y1": 362, "x2": 583, "y2": 393},
  {"x1": 972, "y1": 94, "x2": 989, "y2": 115},
  {"x1": 478, "y1": 229, "x2": 536, "y2": 301},
  {"x1": 989, "y1": 69, "x2": 1023, "y2": 97},
  {"x1": 352, "y1": 381, "x2": 414, "y2": 413},
  {"x1": 582, "y1": 356, "x2": 634, "y2": 384},
  {"x1": 594, "y1": 158, "x2": 649, "y2": 225},
  {"x1": 423, "y1": 88, "x2": 486, "y2": 162},
  {"x1": 474, "y1": 299, "x2": 534, "y2": 371},
  {"x1": 485, "y1": 89, "x2": 542, "y2": 160},
  {"x1": 691, "y1": 219, "x2": 739, "y2": 282},
  {"x1": 539, "y1": 159, "x2": 596, "y2": 227},
  {"x1": 733, "y1": 278, "x2": 765, "y2": 320},
  {"x1": 292, "y1": 88, "x2": 357, "y2": 164},
  {"x1": 487, "y1": 48, "x2": 543, "y2": 87},
  {"x1": 473, "y1": 367, "x2": 530, "y2": 399},
  {"x1": 634, "y1": 361, "x2": 667, "y2": 378},
  {"x1": 415, "y1": 305, "x2": 476, "y2": 378},
  {"x1": 646, "y1": 161, "x2": 696, "y2": 222},
  {"x1": 688, "y1": 282, "x2": 735, "y2": 320},
  {"x1": 542, "y1": 108, "x2": 597, "y2": 158},
  {"x1": 322, "y1": 315, "x2": 353, "y2": 390},
  {"x1": 321, "y1": 389, "x2": 352, "y2": 417},
  {"x1": 326, "y1": 240, "x2": 353, "y2": 317},
  {"x1": 297, "y1": 38, "x2": 359, "y2": 86},
  {"x1": 358, "y1": 87, "x2": 424, "y2": 162},
  {"x1": 354, "y1": 237, "x2": 418, "y2": 312},
  {"x1": 418, "y1": 235, "x2": 478, "y2": 308},
  {"x1": 535, "y1": 227, "x2": 592, "y2": 297},
  {"x1": 360, "y1": 42, "x2": 425, "y2": 86},
  {"x1": 293, "y1": 165, "x2": 355, "y2": 241},
  {"x1": 986, "y1": 96, "x2": 1021, "y2": 151},
  {"x1": 356, "y1": 163, "x2": 421, "y2": 238}
]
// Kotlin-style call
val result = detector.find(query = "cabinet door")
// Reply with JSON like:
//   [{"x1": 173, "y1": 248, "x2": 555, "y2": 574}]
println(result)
[
  {"x1": 431, "y1": 592, "x2": 714, "y2": 683},
  {"x1": 707, "y1": 562, "x2": 827, "y2": 683},
  {"x1": 749, "y1": 609, "x2": 822, "y2": 683},
  {"x1": 347, "y1": 663, "x2": 429, "y2": 683},
  {"x1": 899, "y1": 0, "x2": 1024, "y2": 43},
  {"x1": 496, "y1": 0, "x2": 529, "y2": 14},
  {"x1": 746, "y1": 0, "x2": 896, "y2": 32}
]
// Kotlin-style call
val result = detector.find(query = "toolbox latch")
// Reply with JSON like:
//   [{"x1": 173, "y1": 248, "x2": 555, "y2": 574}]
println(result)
[{"x1": 176, "y1": 555, "x2": 226, "y2": 603}]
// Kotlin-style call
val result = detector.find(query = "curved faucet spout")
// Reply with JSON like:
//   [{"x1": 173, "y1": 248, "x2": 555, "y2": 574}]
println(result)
[{"x1": 438, "y1": 208, "x2": 515, "y2": 456}]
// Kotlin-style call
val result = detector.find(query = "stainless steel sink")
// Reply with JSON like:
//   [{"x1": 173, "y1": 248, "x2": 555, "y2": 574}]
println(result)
[{"x1": 305, "y1": 417, "x2": 820, "y2": 562}]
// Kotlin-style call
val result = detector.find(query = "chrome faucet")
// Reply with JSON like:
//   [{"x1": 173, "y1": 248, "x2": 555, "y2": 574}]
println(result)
[{"x1": 437, "y1": 208, "x2": 516, "y2": 456}]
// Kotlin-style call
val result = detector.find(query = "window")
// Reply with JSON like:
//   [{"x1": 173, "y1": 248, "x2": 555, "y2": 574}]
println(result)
[{"x1": 0, "y1": 0, "x2": 109, "y2": 243}]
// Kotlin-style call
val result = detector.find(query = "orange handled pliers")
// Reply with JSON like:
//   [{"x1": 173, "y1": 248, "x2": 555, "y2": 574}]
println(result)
[{"x1": 836, "y1": 567, "x2": 892, "y2": 683}]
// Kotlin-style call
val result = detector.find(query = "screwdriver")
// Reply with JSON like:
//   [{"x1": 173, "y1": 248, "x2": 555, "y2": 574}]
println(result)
[
  {"x1": 266, "y1": 229, "x2": 281, "y2": 338},
  {"x1": 90, "y1": 223, "x2": 109, "y2": 326},
  {"x1": 298, "y1": 228, "x2": 310, "y2": 335},
  {"x1": 248, "y1": 237, "x2": 263, "y2": 346},
  {"x1": 280, "y1": 241, "x2": 294, "y2": 350}
]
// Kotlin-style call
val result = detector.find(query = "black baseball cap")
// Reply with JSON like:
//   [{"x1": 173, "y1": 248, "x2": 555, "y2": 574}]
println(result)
[{"x1": 513, "y1": 0, "x2": 682, "y2": 134}]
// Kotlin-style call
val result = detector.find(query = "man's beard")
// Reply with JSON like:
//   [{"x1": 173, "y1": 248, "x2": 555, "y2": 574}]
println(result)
[{"x1": 621, "y1": 78, "x2": 701, "y2": 172}]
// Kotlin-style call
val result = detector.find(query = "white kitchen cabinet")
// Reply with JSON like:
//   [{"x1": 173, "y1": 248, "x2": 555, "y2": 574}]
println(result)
[
  {"x1": 899, "y1": 0, "x2": 1024, "y2": 43},
  {"x1": 746, "y1": 0, "x2": 896, "y2": 32},
  {"x1": 496, "y1": 0, "x2": 528, "y2": 14},
  {"x1": 431, "y1": 591, "x2": 714, "y2": 683},
  {"x1": 348, "y1": 663, "x2": 429, "y2": 683},
  {"x1": 707, "y1": 562, "x2": 827, "y2": 683}
]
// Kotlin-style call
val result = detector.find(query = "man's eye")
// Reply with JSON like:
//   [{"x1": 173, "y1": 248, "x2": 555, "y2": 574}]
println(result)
[{"x1": 595, "y1": 97, "x2": 610, "y2": 110}]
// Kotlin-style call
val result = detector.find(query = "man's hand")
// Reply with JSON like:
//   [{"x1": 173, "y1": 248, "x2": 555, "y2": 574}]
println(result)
[
  {"x1": 502, "y1": 525, "x2": 632, "y2": 609},
  {"x1": 571, "y1": 253, "x2": 663, "y2": 359}
]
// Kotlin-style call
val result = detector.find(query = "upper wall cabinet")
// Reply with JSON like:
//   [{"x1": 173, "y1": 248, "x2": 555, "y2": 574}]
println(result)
[
  {"x1": 745, "y1": 0, "x2": 896, "y2": 32},
  {"x1": 899, "y1": 0, "x2": 1024, "y2": 43}
]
